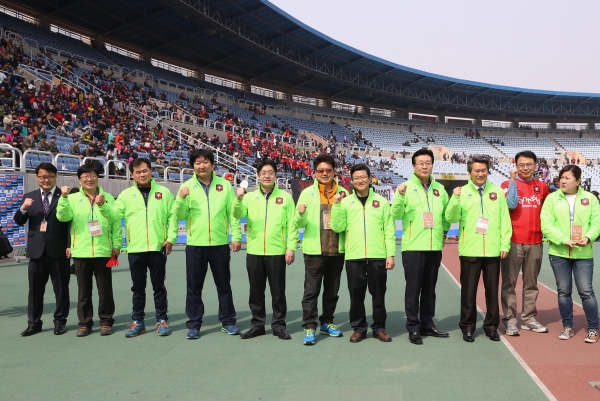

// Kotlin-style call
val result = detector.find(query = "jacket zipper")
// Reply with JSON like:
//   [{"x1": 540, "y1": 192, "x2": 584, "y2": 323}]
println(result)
[
  {"x1": 264, "y1": 196, "x2": 269, "y2": 255},
  {"x1": 206, "y1": 190, "x2": 212, "y2": 245},
  {"x1": 363, "y1": 205, "x2": 367, "y2": 258}
]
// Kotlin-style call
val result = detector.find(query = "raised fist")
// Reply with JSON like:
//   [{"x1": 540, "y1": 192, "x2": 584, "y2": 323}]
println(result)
[
  {"x1": 333, "y1": 193, "x2": 342, "y2": 204},
  {"x1": 397, "y1": 183, "x2": 407, "y2": 196},
  {"x1": 510, "y1": 168, "x2": 518, "y2": 181},
  {"x1": 95, "y1": 194, "x2": 105, "y2": 206},
  {"x1": 21, "y1": 198, "x2": 34, "y2": 210},
  {"x1": 453, "y1": 186, "x2": 461, "y2": 196},
  {"x1": 298, "y1": 204, "x2": 307, "y2": 215},
  {"x1": 61, "y1": 186, "x2": 70, "y2": 198},
  {"x1": 179, "y1": 186, "x2": 190, "y2": 199},
  {"x1": 236, "y1": 187, "x2": 245, "y2": 200}
]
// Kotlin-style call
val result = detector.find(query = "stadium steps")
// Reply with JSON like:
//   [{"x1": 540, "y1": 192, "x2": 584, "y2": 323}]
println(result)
[
  {"x1": 550, "y1": 138, "x2": 566, "y2": 152},
  {"x1": 482, "y1": 137, "x2": 508, "y2": 158}
]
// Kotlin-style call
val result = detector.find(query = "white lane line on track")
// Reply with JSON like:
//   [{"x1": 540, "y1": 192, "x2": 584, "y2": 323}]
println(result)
[{"x1": 441, "y1": 262, "x2": 557, "y2": 401}]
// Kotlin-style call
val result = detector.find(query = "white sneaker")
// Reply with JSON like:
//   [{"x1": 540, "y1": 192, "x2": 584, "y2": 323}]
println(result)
[
  {"x1": 505, "y1": 323, "x2": 520, "y2": 336},
  {"x1": 521, "y1": 321, "x2": 549, "y2": 333},
  {"x1": 558, "y1": 327, "x2": 574, "y2": 340},
  {"x1": 585, "y1": 330, "x2": 598, "y2": 343}
]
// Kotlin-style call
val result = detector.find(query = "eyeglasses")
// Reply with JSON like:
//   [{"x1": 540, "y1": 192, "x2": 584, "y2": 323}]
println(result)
[
  {"x1": 316, "y1": 168, "x2": 333, "y2": 174},
  {"x1": 36, "y1": 175, "x2": 56, "y2": 181},
  {"x1": 517, "y1": 163, "x2": 535, "y2": 168},
  {"x1": 415, "y1": 162, "x2": 432, "y2": 167},
  {"x1": 352, "y1": 176, "x2": 369, "y2": 181},
  {"x1": 259, "y1": 171, "x2": 275, "y2": 177},
  {"x1": 79, "y1": 175, "x2": 98, "y2": 181}
]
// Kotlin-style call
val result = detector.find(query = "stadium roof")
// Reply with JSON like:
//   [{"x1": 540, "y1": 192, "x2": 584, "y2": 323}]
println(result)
[{"x1": 9, "y1": 0, "x2": 600, "y2": 121}]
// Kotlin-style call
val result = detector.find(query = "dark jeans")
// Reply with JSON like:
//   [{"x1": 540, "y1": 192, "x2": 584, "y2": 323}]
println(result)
[
  {"x1": 185, "y1": 245, "x2": 236, "y2": 330},
  {"x1": 128, "y1": 252, "x2": 168, "y2": 322},
  {"x1": 459, "y1": 256, "x2": 500, "y2": 334},
  {"x1": 402, "y1": 251, "x2": 442, "y2": 332},
  {"x1": 549, "y1": 256, "x2": 598, "y2": 330},
  {"x1": 346, "y1": 259, "x2": 388, "y2": 334},
  {"x1": 73, "y1": 257, "x2": 114, "y2": 328},
  {"x1": 246, "y1": 254, "x2": 287, "y2": 330},
  {"x1": 27, "y1": 249, "x2": 70, "y2": 328},
  {"x1": 301, "y1": 254, "x2": 344, "y2": 329}
]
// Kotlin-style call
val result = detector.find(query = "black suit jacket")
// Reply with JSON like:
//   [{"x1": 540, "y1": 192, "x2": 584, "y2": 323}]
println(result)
[{"x1": 13, "y1": 188, "x2": 70, "y2": 259}]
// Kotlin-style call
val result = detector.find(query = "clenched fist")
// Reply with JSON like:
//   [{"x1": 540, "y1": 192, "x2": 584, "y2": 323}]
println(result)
[
  {"x1": 298, "y1": 204, "x2": 307, "y2": 215},
  {"x1": 95, "y1": 194, "x2": 105, "y2": 206},
  {"x1": 61, "y1": 186, "x2": 70, "y2": 198},
  {"x1": 21, "y1": 198, "x2": 34, "y2": 210},
  {"x1": 509, "y1": 168, "x2": 518, "y2": 181},
  {"x1": 332, "y1": 193, "x2": 342, "y2": 204},
  {"x1": 453, "y1": 186, "x2": 461, "y2": 196},
  {"x1": 397, "y1": 183, "x2": 407, "y2": 196},
  {"x1": 236, "y1": 187, "x2": 245, "y2": 201},
  {"x1": 179, "y1": 186, "x2": 190, "y2": 199}
]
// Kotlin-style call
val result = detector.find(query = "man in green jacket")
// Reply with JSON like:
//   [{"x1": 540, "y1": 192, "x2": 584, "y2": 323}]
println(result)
[
  {"x1": 331, "y1": 164, "x2": 396, "y2": 343},
  {"x1": 445, "y1": 155, "x2": 512, "y2": 343},
  {"x1": 173, "y1": 149, "x2": 242, "y2": 340},
  {"x1": 296, "y1": 154, "x2": 348, "y2": 346},
  {"x1": 392, "y1": 148, "x2": 450, "y2": 345},
  {"x1": 98, "y1": 158, "x2": 178, "y2": 338},
  {"x1": 56, "y1": 164, "x2": 122, "y2": 337},
  {"x1": 233, "y1": 159, "x2": 297, "y2": 340}
]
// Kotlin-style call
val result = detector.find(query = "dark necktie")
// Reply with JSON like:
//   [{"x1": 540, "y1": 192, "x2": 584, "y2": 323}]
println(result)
[
  {"x1": 42, "y1": 191, "x2": 50, "y2": 216},
  {"x1": 478, "y1": 187, "x2": 483, "y2": 198}
]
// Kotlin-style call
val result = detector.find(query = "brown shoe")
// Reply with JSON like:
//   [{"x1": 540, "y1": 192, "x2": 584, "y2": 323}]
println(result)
[
  {"x1": 76, "y1": 326, "x2": 91, "y2": 337},
  {"x1": 349, "y1": 331, "x2": 366, "y2": 343},
  {"x1": 373, "y1": 330, "x2": 392, "y2": 342},
  {"x1": 100, "y1": 325, "x2": 113, "y2": 336}
]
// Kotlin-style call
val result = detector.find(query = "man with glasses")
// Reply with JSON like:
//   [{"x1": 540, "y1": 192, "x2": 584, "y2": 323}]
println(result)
[
  {"x1": 391, "y1": 148, "x2": 450, "y2": 345},
  {"x1": 98, "y1": 158, "x2": 178, "y2": 337},
  {"x1": 14, "y1": 163, "x2": 71, "y2": 336},
  {"x1": 56, "y1": 164, "x2": 122, "y2": 337},
  {"x1": 233, "y1": 159, "x2": 297, "y2": 340},
  {"x1": 295, "y1": 154, "x2": 348, "y2": 345},
  {"x1": 331, "y1": 164, "x2": 396, "y2": 343},
  {"x1": 500, "y1": 151, "x2": 549, "y2": 336}
]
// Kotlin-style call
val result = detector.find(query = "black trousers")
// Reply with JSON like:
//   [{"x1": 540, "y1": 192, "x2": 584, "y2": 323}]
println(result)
[
  {"x1": 402, "y1": 251, "x2": 442, "y2": 332},
  {"x1": 185, "y1": 245, "x2": 236, "y2": 330},
  {"x1": 459, "y1": 256, "x2": 501, "y2": 334},
  {"x1": 27, "y1": 249, "x2": 70, "y2": 328},
  {"x1": 301, "y1": 254, "x2": 344, "y2": 329},
  {"x1": 246, "y1": 254, "x2": 287, "y2": 330},
  {"x1": 346, "y1": 259, "x2": 387, "y2": 334},
  {"x1": 128, "y1": 252, "x2": 168, "y2": 322},
  {"x1": 73, "y1": 257, "x2": 115, "y2": 328}
]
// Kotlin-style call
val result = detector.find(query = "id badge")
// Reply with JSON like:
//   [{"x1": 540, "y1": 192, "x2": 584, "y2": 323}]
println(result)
[
  {"x1": 422, "y1": 212, "x2": 434, "y2": 228},
  {"x1": 475, "y1": 217, "x2": 489, "y2": 234},
  {"x1": 88, "y1": 220, "x2": 103, "y2": 237},
  {"x1": 40, "y1": 220, "x2": 47, "y2": 232},
  {"x1": 323, "y1": 213, "x2": 332, "y2": 230},
  {"x1": 571, "y1": 225, "x2": 583, "y2": 241}
]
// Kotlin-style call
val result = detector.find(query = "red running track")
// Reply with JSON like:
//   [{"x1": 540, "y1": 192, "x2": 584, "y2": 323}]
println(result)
[{"x1": 442, "y1": 243, "x2": 600, "y2": 401}]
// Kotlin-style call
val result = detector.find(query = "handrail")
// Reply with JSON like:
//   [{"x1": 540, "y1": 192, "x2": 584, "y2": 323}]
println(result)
[{"x1": 0, "y1": 144, "x2": 24, "y2": 172}]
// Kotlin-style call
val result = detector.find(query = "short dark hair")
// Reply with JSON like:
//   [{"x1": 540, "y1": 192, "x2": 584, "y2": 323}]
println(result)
[
  {"x1": 313, "y1": 154, "x2": 336, "y2": 170},
  {"x1": 257, "y1": 159, "x2": 277, "y2": 175},
  {"x1": 35, "y1": 162, "x2": 57, "y2": 175},
  {"x1": 515, "y1": 151, "x2": 537, "y2": 164},
  {"x1": 558, "y1": 165, "x2": 581, "y2": 182},
  {"x1": 129, "y1": 157, "x2": 152, "y2": 173},
  {"x1": 77, "y1": 163, "x2": 101, "y2": 178},
  {"x1": 411, "y1": 148, "x2": 434, "y2": 165},
  {"x1": 467, "y1": 155, "x2": 490, "y2": 172},
  {"x1": 189, "y1": 148, "x2": 214, "y2": 165},
  {"x1": 350, "y1": 163, "x2": 370, "y2": 178}
]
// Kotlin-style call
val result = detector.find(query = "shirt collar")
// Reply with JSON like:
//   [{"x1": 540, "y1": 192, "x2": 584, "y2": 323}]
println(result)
[{"x1": 41, "y1": 186, "x2": 57, "y2": 196}]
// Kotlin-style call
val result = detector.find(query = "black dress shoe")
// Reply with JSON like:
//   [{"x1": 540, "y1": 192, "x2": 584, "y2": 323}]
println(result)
[
  {"x1": 486, "y1": 331, "x2": 500, "y2": 341},
  {"x1": 54, "y1": 326, "x2": 67, "y2": 335},
  {"x1": 273, "y1": 329, "x2": 292, "y2": 340},
  {"x1": 463, "y1": 332, "x2": 475, "y2": 343},
  {"x1": 420, "y1": 327, "x2": 449, "y2": 338},
  {"x1": 21, "y1": 326, "x2": 42, "y2": 337},
  {"x1": 240, "y1": 327, "x2": 266, "y2": 339},
  {"x1": 409, "y1": 332, "x2": 423, "y2": 345}
]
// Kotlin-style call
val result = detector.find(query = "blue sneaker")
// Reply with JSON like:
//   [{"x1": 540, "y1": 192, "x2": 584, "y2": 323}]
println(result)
[
  {"x1": 125, "y1": 320, "x2": 146, "y2": 338},
  {"x1": 156, "y1": 319, "x2": 171, "y2": 336},
  {"x1": 186, "y1": 328, "x2": 199, "y2": 339},
  {"x1": 303, "y1": 329, "x2": 316, "y2": 345},
  {"x1": 320, "y1": 323, "x2": 343, "y2": 337},
  {"x1": 221, "y1": 324, "x2": 241, "y2": 335}
]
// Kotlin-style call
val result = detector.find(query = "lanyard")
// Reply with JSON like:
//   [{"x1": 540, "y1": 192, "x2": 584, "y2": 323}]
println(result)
[
  {"x1": 85, "y1": 191, "x2": 97, "y2": 221},
  {"x1": 415, "y1": 181, "x2": 432, "y2": 212}
]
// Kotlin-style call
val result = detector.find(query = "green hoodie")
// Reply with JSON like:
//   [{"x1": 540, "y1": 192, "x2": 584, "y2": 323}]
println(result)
[
  {"x1": 56, "y1": 186, "x2": 122, "y2": 258},
  {"x1": 541, "y1": 187, "x2": 600, "y2": 259},
  {"x1": 294, "y1": 179, "x2": 347, "y2": 255},
  {"x1": 391, "y1": 173, "x2": 450, "y2": 251},
  {"x1": 232, "y1": 184, "x2": 297, "y2": 255},
  {"x1": 330, "y1": 188, "x2": 396, "y2": 260},
  {"x1": 98, "y1": 179, "x2": 178, "y2": 253},
  {"x1": 173, "y1": 172, "x2": 241, "y2": 246},
  {"x1": 445, "y1": 179, "x2": 512, "y2": 257}
]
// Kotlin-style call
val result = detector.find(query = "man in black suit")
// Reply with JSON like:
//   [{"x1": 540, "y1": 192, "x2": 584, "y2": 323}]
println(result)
[{"x1": 14, "y1": 162, "x2": 71, "y2": 336}]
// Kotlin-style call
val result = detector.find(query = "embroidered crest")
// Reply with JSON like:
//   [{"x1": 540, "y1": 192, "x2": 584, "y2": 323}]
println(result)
[
  {"x1": 534, "y1": 186, "x2": 540, "y2": 194},
  {"x1": 155, "y1": 192, "x2": 162, "y2": 200},
  {"x1": 489, "y1": 192, "x2": 497, "y2": 201},
  {"x1": 216, "y1": 184, "x2": 223, "y2": 192},
  {"x1": 276, "y1": 197, "x2": 283, "y2": 205},
  {"x1": 339, "y1": 191, "x2": 347, "y2": 198},
  {"x1": 372, "y1": 200, "x2": 380, "y2": 208},
  {"x1": 581, "y1": 198, "x2": 589, "y2": 206},
  {"x1": 433, "y1": 189, "x2": 440, "y2": 197}
]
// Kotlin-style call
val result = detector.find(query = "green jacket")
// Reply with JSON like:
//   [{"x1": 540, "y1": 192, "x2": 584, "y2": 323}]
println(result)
[
  {"x1": 541, "y1": 187, "x2": 600, "y2": 259},
  {"x1": 391, "y1": 173, "x2": 450, "y2": 251},
  {"x1": 445, "y1": 179, "x2": 512, "y2": 257},
  {"x1": 173, "y1": 172, "x2": 241, "y2": 246},
  {"x1": 56, "y1": 186, "x2": 122, "y2": 258},
  {"x1": 330, "y1": 188, "x2": 396, "y2": 260},
  {"x1": 98, "y1": 179, "x2": 178, "y2": 253},
  {"x1": 294, "y1": 179, "x2": 347, "y2": 255},
  {"x1": 232, "y1": 185, "x2": 297, "y2": 255}
]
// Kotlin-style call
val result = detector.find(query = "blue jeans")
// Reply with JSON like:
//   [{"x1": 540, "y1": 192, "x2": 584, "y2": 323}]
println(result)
[{"x1": 549, "y1": 256, "x2": 598, "y2": 331}]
